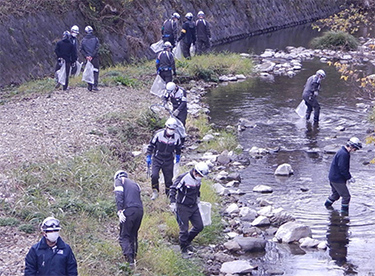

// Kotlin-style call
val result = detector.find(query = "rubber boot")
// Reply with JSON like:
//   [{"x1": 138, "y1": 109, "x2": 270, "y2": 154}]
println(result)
[
  {"x1": 340, "y1": 204, "x2": 349, "y2": 216},
  {"x1": 324, "y1": 199, "x2": 333, "y2": 209},
  {"x1": 151, "y1": 189, "x2": 159, "y2": 200}
]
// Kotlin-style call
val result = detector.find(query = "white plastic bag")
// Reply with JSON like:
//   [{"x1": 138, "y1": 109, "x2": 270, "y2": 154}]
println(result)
[
  {"x1": 173, "y1": 42, "x2": 183, "y2": 61},
  {"x1": 198, "y1": 201, "x2": 212, "y2": 226},
  {"x1": 150, "y1": 39, "x2": 164, "y2": 53},
  {"x1": 56, "y1": 60, "x2": 66, "y2": 86},
  {"x1": 173, "y1": 162, "x2": 180, "y2": 181},
  {"x1": 190, "y1": 44, "x2": 195, "y2": 57},
  {"x1": 82, "y1": 61, "x2": 94, "y2": 84},
  {"x1": 150, "y1": 75, "x2": 166, "y2": 97},
  {"x1": 295, "y1": 100, "x2": 307, "y2": 118},
  {"x1": 73, "y1": 61, "x2": 83, "y2": 77},
  {"x1": 174, "y1": 117, "x2": 187, "y2": 138}
]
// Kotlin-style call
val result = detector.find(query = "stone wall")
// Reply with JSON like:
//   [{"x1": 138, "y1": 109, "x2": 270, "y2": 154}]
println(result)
[{"x1": 0, "y1": 0, "x2": 349, "y2": 87}]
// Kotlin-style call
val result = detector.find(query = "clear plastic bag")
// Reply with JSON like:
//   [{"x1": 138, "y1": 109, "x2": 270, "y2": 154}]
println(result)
[
  {"x1": 150, "y1": 39, "x2": 164, "y2": 53},
  {"x1": 295, "y1": 100, "x2": 307, "y2": 118},
  {"x1": 56, "y1": 60, "x2": 66, "y2": 86},
  {"x1": 82, "y1": 61, "x2": 94, "y2": 84},
  {"x1": 198, "y1": 201, "x2": 212, "y2": 226},
  {"x1": 150, "y1": 75, "x2": 166, "y2": 97},
  {"x1": 172, "y1": 42, "x2": 183, "y2": 60}
]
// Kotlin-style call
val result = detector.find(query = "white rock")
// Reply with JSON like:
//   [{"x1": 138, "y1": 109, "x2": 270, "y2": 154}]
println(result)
[
  {"x1": 275, "y1": 221, "x2": 312, "y2": 243},
  {"x1": 253, "y1": 184, "x2": 273, "y2": 193},
  {"x1": 274, "y1": 163, "x2": 294, "y2": 176},
  {"x1": 226, "y1": 203, "x2": 239, "y2": 214},
  {"x1": 251, "y1": 215, "x2": 270, "y2": 226},
  {"x1": 220, "y1": 260, "x2": 256, "y2": 274}
]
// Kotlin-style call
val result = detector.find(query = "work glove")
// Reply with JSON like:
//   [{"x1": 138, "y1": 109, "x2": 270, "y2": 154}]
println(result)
[
  {"x1": 348, "y1": 178, "x2": 356, "y2": 184},
  {"x1": 175, "y1": 155, "x2": 180, "y2": 163},
  {"x1": 314, "y1": 91, "x2": 319, "y2": 96},
  {"x1": 146, "y1": 155, "x2": 152, "y2": 166},
  {"x1": 169, "y1": 203, "x2": 177, "y2": 213},
  {"x1": 173, "y1": 110, "x2": 180, "y2": 117},
  {"x1": 117, "y1": 210, "x2": 126, "y2": 223},
  {"x1": 71, "y1": 62, "x2": 76, "y2": 68}
]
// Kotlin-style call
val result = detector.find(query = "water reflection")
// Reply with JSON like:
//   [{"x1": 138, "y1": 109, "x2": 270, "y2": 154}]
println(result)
[{"x1": 326, "y1": 210, "x2": 358, "y2": 274}]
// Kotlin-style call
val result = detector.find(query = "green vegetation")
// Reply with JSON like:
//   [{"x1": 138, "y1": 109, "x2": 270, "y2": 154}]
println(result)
[
  {"x1": 310, "y1": 31, "x2": 359, "y2": 51},
  {"x1": 0, "y1": 51, "x2": 250, "y2": 275}
]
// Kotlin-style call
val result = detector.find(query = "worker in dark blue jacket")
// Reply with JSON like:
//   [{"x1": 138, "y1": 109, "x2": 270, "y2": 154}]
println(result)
[
  {"x1": 24, "y1": 217, "x2": 77, "y2": 276},
  {"x1": 325, "y1": 137, "x2": 362, "y2": 215},
  {"x1": 177, "y1": 12, "x2": 196, "y2": 59}
]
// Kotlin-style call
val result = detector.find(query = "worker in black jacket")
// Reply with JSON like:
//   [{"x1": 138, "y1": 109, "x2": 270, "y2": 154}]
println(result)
[
  {"x1": 54, "y1": 31, "x2": 77, "y2": 90},
  {"x1": 177, "y1": 12, "x2": 196, "y2": 59},
  {"x1": 195, "y1": 11, "x2": 211, "y2": 55},
  {"x1": 161, "y1": 12, "x2": 180, "y2": 47},
  {"x1": 114, "y1": 170, "x2": 143, "y2": 267},
  {"x1": 169, "y1": 162, "x2": 209, "y2": 254}
]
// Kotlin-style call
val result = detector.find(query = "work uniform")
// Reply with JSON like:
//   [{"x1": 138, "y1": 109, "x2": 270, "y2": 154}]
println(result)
[
  {"x1": 80, "y1": 33, "x2": 100, "y2": 89},
  {"x1": 146, "y1": 129, "x2": 182, "y2": 195},
  {"x1": 169, "y1": 169, "x2": 204, "y2": 251},
  {"x1": 24, "y1": 236, "x2": 77, "y2": 276},
  {"x1": 156, "y1": 50, "x2": 176, "y2": 83},
  {"x1": 178, "y1": 19, "x2": 196, "y2": 59},
  {"x1": 114, "y1": 177, "x2": 143, "y2": 262},
  {"x1": 327, "y1": 146, "x2": 352, "y2": 207},
  {"x1": 55, "y1": 37, "x2": 77, "y2": 90},
  {"x1": 195, "y1": 18, "x2": 211, "y2": 55},
  {"x1": 161, "y1": 18, "x2": 178, "y2": 47},
  {"x1": 69, "y1": 35, "x2": 79, "y2": 75},
  {"x1": 164, "y1": 85, "x2": 187, "y2": 126},
  {"x1": 302, "y1": 74, "x2": 322, "y2": 122}
]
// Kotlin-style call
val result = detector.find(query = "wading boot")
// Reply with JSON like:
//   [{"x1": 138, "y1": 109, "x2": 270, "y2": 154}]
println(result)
[
  {"x1": 324, "y1": 199, "x2": 333, "y2": 209},
  {"x1": 340, "y1": 204, "x2": 349, "y2": 216}
]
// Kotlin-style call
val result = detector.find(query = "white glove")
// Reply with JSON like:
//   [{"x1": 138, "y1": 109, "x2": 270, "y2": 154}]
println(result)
[
  {"x1": 173, "y1": 110, "x2": 180, "y2": 117},
  {"x1": 117, "y1": 210, "x2": 126, "y2": 223},
  {"x1": 348, "y1": 178, "x2": 356, "y2": 184},
  {"x1": 197, "y1": 197, "x2": 201, "y2": 204},
  {"x1": 314, "y1": 91, "x2": 319, "y2": 96},
  {"x1": 169, "y1": 203, "x2": 177, "y2": 213}
]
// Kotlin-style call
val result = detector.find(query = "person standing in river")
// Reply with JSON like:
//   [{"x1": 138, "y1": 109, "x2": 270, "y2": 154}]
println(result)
[
  {"x1": 302, "y1": 69, "x2": 326, "y2": 123},
  {"x1": 324, "y1": 137, "x2": 362, "y2": 215}
]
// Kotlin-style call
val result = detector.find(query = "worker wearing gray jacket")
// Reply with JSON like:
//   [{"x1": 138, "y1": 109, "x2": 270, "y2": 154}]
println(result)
[
  {"x1": 195, "y1": 11, "x2": 211, "y2": 55},
  {"x1": 114, "y1": 170, "x2": 143, "y2": 267}
]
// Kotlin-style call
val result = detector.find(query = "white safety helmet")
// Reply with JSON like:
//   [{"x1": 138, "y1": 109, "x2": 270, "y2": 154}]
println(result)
[
  {"x1": 197, "y1": 11, "x2": 205, "y2": 17},
  {"x1": 62, "y1": 30, "x2": 70, "y2": 40},
  {"x1": 316, "y1": 69, "x2": 326, "y2": 79},
  {"x1": 71, "y1": 25, "x2": 79, "y2": 34},
  {"x1": 165, "y1": 117, "x2": 177, "y2": 129},
  {"x1": 163, "y1": 41, "x2": 172, "y2": 49},
  {"x1": 166, "y1": 82, "x2": 176, "y2": 93},
  {"x1": 185, "y1": 12, "x2": 193, "y2": 20},
  {"x1": 41, "y1": 217, "x2": 61, "y2": 232},
  {"x1": 114, "y1": 170, "x2": 128, "y2": 180},
  {"x1": 347, "y1": 137, "x2": 362, "y2": 150},
  {"x1": 85, "y1": 25, "x2": 93, "y2": 34},
  {"x1": 195, "y1": 162, "x2": 209, "y2": 177},
  {"x1": 172, "y1": 12, "x2": 180, "y2": 19}
]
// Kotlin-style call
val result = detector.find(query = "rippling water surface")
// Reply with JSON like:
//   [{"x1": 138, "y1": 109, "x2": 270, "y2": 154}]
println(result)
[{"x1": 207, "y1": 25, "x2": 375, "y2": 275}]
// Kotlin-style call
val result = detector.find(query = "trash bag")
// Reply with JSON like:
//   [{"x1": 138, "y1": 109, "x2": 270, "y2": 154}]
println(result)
[
  {"x1": 190, "y1": 44, "x2": 195, "y2": 57},
  {"x1": 198, "y1": 201, "x2": 212, "y2": 226},
  {"x1": 150, "y1": 75, "x2": 166, "y2": 97},
  {"x1": 82, "y1": 61, "x2": 94, "y2": 84},
  {"x1": 56, "y1": 60, "x2": 66, "y2": 86},
  {"x1": 150, "y1": 39, "x2": 164, "y2": 53},
  {"x1": 173, "y1": 42, "x2": 183, "y2": 60},
  {"x1": 295, "y1": 100, "x2": 307, "y2": 118},
  {"x1": 173, "y1": 116, "x2": 187, "y2": 138},
  {"x1": 173, "y1": 162, "x2": 180, "y2": 181},
  {"x1": 71, "y1": 61, "x2": 83, "y2": 77}
]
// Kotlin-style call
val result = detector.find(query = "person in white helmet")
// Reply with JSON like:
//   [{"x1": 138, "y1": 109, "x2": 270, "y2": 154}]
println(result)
[
  {"x1": 169, "y1": 162, "x2": 209, "y2": 254},
  {"x1": 161, "y1": 12, "x2": 180, "y2": 47},
  {"x1": 302, "y1": 69, "x2": 326, "y2": 123},
  {"x1": 177, "y1": 12, "x2": 196, "y2": 59},
  {"x1": 156, "y1": 41, "x2": 176, "y2": 83},
  {"x1": 80, "y1": 25, "x2": 100, "y2": 91},
  {"x1": 113, "y1": 170, "x2": 143, "y2": 267},
  {"x1": 24, "y1": 217, "x2": 78, "y2": 275},
  {"x1": 70, "y1": 25, "x2": 80, "y2": 75},
  {"x1": 325, "y1": 137, "x2": 362, "y2": 215},
  {"x1": 195, "y1": 11, "x2": 212, "y2": 55},
  {"x1": 146, "y1": 117, "x2": 182, "y2": 200},
  {"x1": 163, "y1": 81, "x2": 187, "y2": 126}
]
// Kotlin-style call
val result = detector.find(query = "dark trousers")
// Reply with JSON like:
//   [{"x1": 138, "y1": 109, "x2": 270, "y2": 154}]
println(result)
[
  {"x1": 196, "y1": 38, "x2": 210, "y2": 55},
  {"x1": 159, "y1": 70, "x2": 173, "y2": 83},
  {"x1": 176, "y1": 203, "x2": 204, "y2": 249},
  {"x1": 181, "y1": 41, "x2": 192, "y2": 59},
  {"x1": 304, "y1": 97, "x2": 320, "y2": 122},
  {"x1": 119, "y1": 207, "x2": 143, "y2": 258},
  {"x1": 328, "y1": 181, "x2": 351, "y2": 205},
  {"x1": 151, "y1": 156, "x2": 174, "y2": 195},
  {"x1": 55, "y1": 60, "x2": 71, "y2": 90}
]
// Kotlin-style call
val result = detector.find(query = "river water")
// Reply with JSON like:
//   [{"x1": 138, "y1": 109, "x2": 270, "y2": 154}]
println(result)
[{"x1": 207, "y1": 24, "x2": 375, "y2": 275}]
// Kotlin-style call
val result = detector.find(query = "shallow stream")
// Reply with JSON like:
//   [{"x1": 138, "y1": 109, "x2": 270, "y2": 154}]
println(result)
[{"x1": 207, "y1": 23, "x2": 375, "y2": 275}]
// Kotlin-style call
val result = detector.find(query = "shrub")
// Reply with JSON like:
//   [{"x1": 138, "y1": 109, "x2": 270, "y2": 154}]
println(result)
[{"x1": 310, "y1": 31, "x2": 359, "y2": 51}]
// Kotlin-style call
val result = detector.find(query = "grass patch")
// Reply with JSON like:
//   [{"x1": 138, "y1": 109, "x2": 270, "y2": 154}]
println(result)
[
  {"x1": 0, "y1": 216, "x2": 20, "y2": 226},
  {"x1": 310, "y1": 31, "x2": 359, "y2": 51}
]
